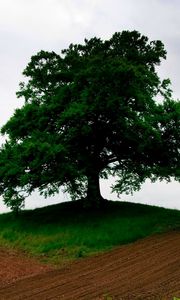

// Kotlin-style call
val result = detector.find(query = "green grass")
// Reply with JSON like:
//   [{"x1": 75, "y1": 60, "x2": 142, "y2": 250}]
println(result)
[{"x1": 0, "y1": 200, "x2": 179, "y2": 265}]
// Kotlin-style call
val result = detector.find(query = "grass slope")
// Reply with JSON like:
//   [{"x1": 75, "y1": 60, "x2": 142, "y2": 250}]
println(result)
[{"x1": 0, "y1": 200, "x2": 179, "y2": 265}]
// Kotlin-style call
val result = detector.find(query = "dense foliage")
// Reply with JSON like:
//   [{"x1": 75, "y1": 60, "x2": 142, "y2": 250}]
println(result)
[{"x1": 0, "y1": 30, "x2": 179, "y2": 211}]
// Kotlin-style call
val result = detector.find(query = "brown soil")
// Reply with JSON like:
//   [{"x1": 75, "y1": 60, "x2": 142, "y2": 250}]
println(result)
[
  {"x1": 0, "y1": 231, "x2": 179, "y2": 299},
  {"x1": 0, "y1": 247, "x2": 53, "y2": 287}
]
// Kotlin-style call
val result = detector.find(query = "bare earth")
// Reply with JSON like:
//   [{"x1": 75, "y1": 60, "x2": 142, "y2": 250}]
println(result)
[{"x1": 0, "y1": 231, "x2": 179, "y2": 300}]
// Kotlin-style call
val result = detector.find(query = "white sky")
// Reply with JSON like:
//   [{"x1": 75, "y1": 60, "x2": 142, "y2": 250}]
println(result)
[{"x1": 0, "y1": 0, "x2": 179, "y2": 212}]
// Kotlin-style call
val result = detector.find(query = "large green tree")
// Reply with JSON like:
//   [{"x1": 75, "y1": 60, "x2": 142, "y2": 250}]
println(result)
[{"x1": 0, "y1": 30, "x2": 179, "y2": 211}]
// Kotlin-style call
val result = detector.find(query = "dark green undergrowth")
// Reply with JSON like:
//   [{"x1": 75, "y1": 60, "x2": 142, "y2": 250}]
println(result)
[{"x1": 0, "y1": 200, "x2": 179, "y2": 265}]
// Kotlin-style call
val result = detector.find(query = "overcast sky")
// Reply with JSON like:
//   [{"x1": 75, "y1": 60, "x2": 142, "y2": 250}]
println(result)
[{"x1": 0, "y1": 0, "x2": 179, "y2": 212}]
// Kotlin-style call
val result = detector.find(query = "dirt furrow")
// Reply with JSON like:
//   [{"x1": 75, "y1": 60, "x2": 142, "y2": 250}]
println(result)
[{"x1": 0, "y1": 231, "x2": 179, "y2": 299}]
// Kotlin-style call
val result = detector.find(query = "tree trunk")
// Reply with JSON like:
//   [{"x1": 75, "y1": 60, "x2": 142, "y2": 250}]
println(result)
[{"x1": 86, "y1": 171, "x2": 104, "y2": 207}]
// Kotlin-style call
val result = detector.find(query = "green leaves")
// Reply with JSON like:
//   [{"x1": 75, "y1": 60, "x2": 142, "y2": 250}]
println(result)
[{"x1": 0, "y1": 30, "x2": 179, "y2": 210}]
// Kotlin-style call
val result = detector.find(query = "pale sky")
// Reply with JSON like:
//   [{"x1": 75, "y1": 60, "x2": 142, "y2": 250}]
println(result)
[{"x1": 0, "y1": 0, "x2": 179, "y2": 212}]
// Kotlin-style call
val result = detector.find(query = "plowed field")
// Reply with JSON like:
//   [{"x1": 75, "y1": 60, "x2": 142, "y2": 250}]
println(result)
[{"x1": 0, "y1": 231, "x2": 179, "y2": 299}]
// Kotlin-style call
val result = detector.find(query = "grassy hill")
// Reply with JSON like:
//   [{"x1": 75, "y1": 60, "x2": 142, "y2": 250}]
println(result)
[{"x1": 0, "y1": 200, "x2": 179, "y2": 265}]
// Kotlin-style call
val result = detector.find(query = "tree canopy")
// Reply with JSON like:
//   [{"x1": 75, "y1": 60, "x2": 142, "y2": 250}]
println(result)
[{"x1": 0, "y1": 30, "x2": 179, "y2": 211}]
